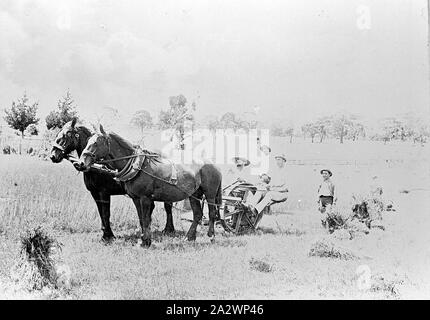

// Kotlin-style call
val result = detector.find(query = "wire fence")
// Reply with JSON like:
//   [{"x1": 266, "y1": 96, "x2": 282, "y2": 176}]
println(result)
[{"x1": 0, "y1": 136, "x2": 45, "y2": 153}]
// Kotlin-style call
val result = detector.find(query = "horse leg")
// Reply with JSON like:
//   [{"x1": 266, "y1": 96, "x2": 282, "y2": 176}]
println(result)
[
  {"x1": 132, "y1": 196, "x2": 153, "y2": 248},
  {"x1": 206, "y1": 183, "x2": 222, "y2": 242},
  {"x1": 91, "y1": 191, "x2": 115, "y2": 242},
  {"x1": 163, "y1": 201, "x2": 175, "y2": 235},
  {"x1": 186, "y1": 191, "x2": 204, "y2": 241}
]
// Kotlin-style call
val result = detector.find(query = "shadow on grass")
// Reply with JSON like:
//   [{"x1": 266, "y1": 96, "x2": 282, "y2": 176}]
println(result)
[
  {"x1": 117, "y1": 230, "x2": 187, "y2": 245},
  {"x1": 256, "y1": 226, "x2": 306, "y2": 237},
  {"x1": 161, "y1": 237, "x2": 247, "y2": 252}
]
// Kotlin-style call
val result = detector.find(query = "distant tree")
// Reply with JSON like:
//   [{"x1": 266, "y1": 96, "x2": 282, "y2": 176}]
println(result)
[
  {"x1": 301, "y1": 123, "x2": 319, "y2": 143},
  {"x1": 330, "y1": 114, "x2": 355, "y2": 144},
  {"x1": 131, "y1": 110, "x2": 153, "y2": 141},
  {"x1": 45, "y1": 90, "x2": 79, "y2": 129},
  {"x1": 219, "y1": 112, "x2": 242, "y2": 131},
  {"x1": 239, "y1": 111, "x2": 260, "y2": 131},
  {"x1": 315, "y1": 117, "x2": 331, "y2": 143},
  {"x1": 347, "y1": 122, "x2": 366, "y2": 141},
  {"x1": 379, "y1": 117, "x2": 403, "y2": 142},
  {"x1": 208, "y1": 112, "x2": 252, "y2": 132},
  {"x1": 285, "y1": 127, "x2": 294, "y2": 143},
  {"x1": 4, "y1": 93, "x2": 39, "y2": 139},
  {"x1": 25, "y1": 124, "x2": 39, "y2": 136},
  {"x1": 4, "y1": 93, "x2": 40, "y2": 154},
  {"x1": 207, "y1": 117, "x2": 220, "y2": 131},
  {"x1": 158, "y1": 94, "x2": 194, "y2": 150}
]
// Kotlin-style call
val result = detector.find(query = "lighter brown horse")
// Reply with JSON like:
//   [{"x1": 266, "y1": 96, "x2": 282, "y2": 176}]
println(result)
[{"x1": 75, "y1": 125, "x2": 222, "y2": 247}]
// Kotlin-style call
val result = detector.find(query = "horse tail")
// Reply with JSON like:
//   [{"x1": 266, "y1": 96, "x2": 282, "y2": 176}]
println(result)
[{"x1": 215, "y1": 179, "x2": 222, "y2": 219}]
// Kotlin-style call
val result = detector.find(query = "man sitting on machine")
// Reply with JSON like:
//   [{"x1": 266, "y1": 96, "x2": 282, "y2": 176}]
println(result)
[{"x1": 244, "y1": 154, "x2": 289, "y2": 215}]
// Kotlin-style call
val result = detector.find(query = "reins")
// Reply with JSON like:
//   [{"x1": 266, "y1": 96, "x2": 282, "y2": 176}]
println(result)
[
  {"x1": 69, "y1": 137, "x2": 225, "y2": 209},
  {"x1": 97, "y1": 153, "x2": 158, "y2": 164}
]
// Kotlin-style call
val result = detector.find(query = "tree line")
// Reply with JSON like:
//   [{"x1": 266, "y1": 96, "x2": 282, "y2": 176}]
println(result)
[
  {"x1": 1, "y1": 91, "x2": 196, "y2": 151},
  {"x1": 3, "y1": 92, "x2": 429, "y2": 154},
  {"x1": 273, "y1": 114, "x2": 429, "y2": 145}
]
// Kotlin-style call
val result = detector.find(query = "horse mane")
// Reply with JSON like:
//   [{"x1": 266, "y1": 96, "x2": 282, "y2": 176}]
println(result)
[
  {"x1": 109, "y1": 132, "x2": 135, "y2": 153},
  {"x1": 75, "y1": 125, "x2": 92, "y2": 138}
]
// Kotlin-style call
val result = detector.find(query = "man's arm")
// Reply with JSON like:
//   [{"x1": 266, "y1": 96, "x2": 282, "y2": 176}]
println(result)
[
  {"x1": 269, "y1": 180, "x2": 288, "y2": 192},
  {"x1": 331, "y1": 183, "x2": 337, "y2": 204}
]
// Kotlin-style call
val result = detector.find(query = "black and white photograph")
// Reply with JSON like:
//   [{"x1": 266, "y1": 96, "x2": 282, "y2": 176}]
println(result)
[{"x1": 0, "y1": 0, "x2": 429, "y2": 303}]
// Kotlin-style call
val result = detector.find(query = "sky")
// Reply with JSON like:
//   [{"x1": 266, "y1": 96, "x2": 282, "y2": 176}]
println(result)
[{"x1": 0, "y1": 0, "x2": 429, "y2": 129}]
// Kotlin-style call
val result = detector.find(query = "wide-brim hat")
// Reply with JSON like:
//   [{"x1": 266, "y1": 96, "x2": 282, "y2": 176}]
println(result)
[
  {"x1": 260, "y1": 145, "x2": 271, "y2": 153},
  {"x1": 320, "y1": 169, "x2": 333, "y2": 177},
  {"x1": 274, "y1": 154, "x2": 287, "y2": 162},
  {"x1": 232, "y1": 156, "x2": 250, "y2": 166}
]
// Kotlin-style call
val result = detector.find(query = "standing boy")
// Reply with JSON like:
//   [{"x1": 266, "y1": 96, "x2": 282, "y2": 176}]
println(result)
[{"x1": 318, "y1": 169, "x2": 336, "y2": 213}]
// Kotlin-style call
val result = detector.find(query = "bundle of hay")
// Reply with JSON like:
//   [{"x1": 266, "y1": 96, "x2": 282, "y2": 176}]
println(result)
[
  {"x1": 323, "y1": 204, "x2": 352, "y2": 233},
  {"x1": 308, "y1": 237, "x2": 358, "y2": 260},
  {"x1": 11, "y1": 227, "x2": 62, "y2": 291},
  {"x1": 351, "y1": 187, "x2": 387, "y2": 229},
  {"x1": 249, "y1": 256, "x2": 274, "y2": 273}
]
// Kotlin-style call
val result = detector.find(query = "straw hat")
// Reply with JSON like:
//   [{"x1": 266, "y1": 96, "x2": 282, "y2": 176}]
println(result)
[
  {"x1": 260, "y1": 145, "x2": 271, "y2": 153},
  {"x1": 232, "y1": 156, "x2": 250, "y2": 166},
  {"x1": 274, "y1": 154, "x2": 287, "y2": 162},
  {"x1": 320, "y1": 169, "x2": 333, "y2": 177}
]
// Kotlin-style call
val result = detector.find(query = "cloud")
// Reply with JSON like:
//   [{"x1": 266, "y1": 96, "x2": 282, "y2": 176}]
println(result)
[{"x1": 0, "y1": 0, "x2": 428, "y2": 124}]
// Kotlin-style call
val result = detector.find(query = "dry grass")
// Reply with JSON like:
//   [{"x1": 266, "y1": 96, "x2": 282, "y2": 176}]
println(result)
[
  {"x1": 309, "y1": 237, "x2": 358, "y2": 260},
  {"x1": 0, "y1": 140, "x2": 429, "y2": 299}
]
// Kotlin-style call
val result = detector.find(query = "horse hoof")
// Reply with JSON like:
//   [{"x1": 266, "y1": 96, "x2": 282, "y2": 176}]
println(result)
[
  {"x1": 187, "y1": 236, "x2": 196, "y2": 242},
  {"x1": 162, "y1": 229, "x2": 176, "y2": 236},
  {"x1": 140, "y1": 239, "x2": 151, "y2": 248},
  {"x1": 209, "y1": 236, "x2": 215, "y2": 243},
  {"x1": 101, "y1": 236, "x2": 115, "y2": 244}
]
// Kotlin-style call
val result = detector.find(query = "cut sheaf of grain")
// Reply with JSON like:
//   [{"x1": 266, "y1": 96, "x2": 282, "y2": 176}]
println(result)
[{"x1": 308, "y1": 237, "x2": 359, "y2": 260}]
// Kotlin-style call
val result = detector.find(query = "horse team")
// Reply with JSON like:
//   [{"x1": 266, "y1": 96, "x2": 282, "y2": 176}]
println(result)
[{"x1": 50, "y1": 119, "x2": 222, "y2": 247}]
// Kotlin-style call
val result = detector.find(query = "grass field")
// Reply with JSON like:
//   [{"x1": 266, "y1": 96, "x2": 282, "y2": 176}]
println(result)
[{"x1": 0, "y1": 140, "x2": 429, "y2": 299}]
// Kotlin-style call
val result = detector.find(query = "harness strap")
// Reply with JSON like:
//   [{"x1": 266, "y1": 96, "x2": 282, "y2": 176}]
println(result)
[{"x1": 98, "y1": 152, "x2": 159, "y2": 164}]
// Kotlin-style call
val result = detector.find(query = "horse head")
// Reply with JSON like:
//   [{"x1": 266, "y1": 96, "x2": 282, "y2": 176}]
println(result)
[
  {"x1": 50, "y1": 118, "x2": 83, "y2": 163},
  {"x1": 75, "y1": 124, "x2": 111, "y2": 172}
]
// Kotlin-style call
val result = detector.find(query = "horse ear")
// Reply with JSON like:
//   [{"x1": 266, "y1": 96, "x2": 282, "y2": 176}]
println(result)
[
  {"x1": 71, "y1": 117, "x2": 77, "y2": 128},
  {"x1": 99, "y1": 124, "x2": 107, "y2": 136}
]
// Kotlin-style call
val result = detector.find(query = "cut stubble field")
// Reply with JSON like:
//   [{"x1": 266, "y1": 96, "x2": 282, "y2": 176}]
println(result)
[{"x1": 0, "y1": 140, "x2": 429, "y2": 299}]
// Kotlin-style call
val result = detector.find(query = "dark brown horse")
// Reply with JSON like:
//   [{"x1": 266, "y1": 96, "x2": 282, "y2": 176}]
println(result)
[
  {"x1": 50, "y1": 119, "x2": 175, "y2": 242},
  {"x1": 75, "y1": 124, "x2": 222, "y2": 247}
]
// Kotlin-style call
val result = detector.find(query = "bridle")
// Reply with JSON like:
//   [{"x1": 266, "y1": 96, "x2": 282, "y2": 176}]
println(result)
[
  {"x1": 52, "y1": 130, "x2": 80, "y2": 160},
  {"x1": 82, "y1": 135, "x2": 113, "y2": 164}
]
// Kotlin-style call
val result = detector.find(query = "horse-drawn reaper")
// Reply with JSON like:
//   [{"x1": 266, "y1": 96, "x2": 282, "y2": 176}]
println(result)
[
  {"x1": 74, "y1": 124, "x2": 223, "y2": 247},
  {"x1": 73, "y1": 124, "x2": 277, "y2": 247}
]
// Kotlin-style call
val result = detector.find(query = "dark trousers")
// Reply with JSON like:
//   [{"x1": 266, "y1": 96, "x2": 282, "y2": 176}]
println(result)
[{"x1": 319, "y1": 196, "x2": 333, "y2": 208}]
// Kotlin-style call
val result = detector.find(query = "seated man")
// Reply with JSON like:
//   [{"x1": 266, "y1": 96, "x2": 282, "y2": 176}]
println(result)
[
  {"x1": 226, "y1": 157, "x2": 251, "y2": 183},
  {"x1": 224, "y1": 156, "x2": 252, "y2": 194},
  {"x1": 245, "y1": 154, "x2": 289, "y2": 214}
]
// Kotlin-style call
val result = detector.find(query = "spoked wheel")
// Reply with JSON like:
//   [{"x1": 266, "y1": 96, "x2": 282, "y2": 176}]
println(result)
[
  {"x1": 202, "y1": 182, "x2": 269, "y2": 234},
  {"x1": 219, "y1": 200, "x2": 246, "y2": 233}
]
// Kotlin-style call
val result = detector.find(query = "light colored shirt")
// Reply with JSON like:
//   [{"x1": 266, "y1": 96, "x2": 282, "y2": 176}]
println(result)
[
  {"x1": 318, "y1": 179, "x2": 335, "y2": 197},
  {"x1": 268, "y1": 165, "x2": 288, "y2": 192}
]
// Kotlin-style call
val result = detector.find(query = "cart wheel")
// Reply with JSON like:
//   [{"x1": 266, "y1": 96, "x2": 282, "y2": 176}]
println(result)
[{"x1": 219, "y1": 203, "x2": 244, "y2": 233}]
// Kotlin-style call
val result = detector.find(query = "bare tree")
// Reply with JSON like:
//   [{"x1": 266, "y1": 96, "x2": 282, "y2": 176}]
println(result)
[
  {"x1": 301, "y1": 123, "x2": 319, "y2": 143},
  {"x1": 131, "y1": 110, "x2": 153, "y2": 146},
  {"x1": 158, "y1": 94, "x2": 194, "y2": 150},
  {"x1": 315, "y1": 117, "x2": 331, "y2": 143},
  {"x1": 330, "y1": 114, "x2": 355, "y2": 144}
]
